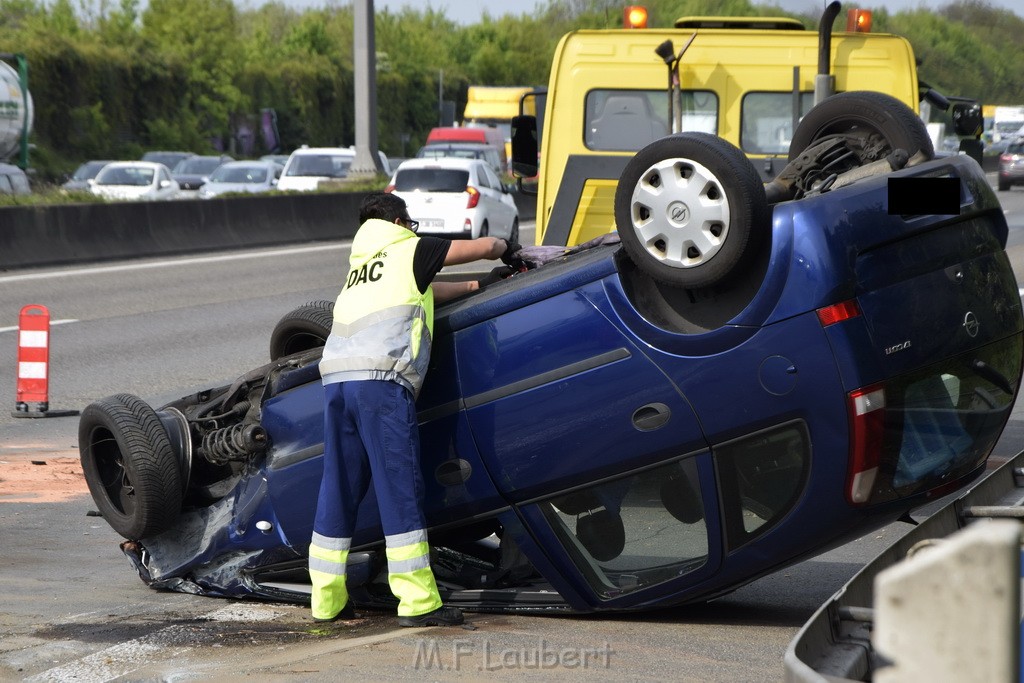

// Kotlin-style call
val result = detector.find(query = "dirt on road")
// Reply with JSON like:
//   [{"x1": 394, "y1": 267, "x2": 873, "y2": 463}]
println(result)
[{"x1": 0, "y1": 446, "x2": 88, "y2": 503}]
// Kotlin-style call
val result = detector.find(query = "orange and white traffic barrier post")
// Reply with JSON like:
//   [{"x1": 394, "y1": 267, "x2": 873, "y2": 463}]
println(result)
[{"x1": 12, "y1": 304, "x2": 79, "y2": 418}]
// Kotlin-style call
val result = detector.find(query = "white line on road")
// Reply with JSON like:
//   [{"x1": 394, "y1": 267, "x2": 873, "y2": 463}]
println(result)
[
  {"x1": 0, "y1": 319, "x2": 78, "y2": 334},
  {"x1": 0, "y1": 243, "x2": 351, "y2": 284},
  {"x1": 24, "y1": 604, "x2": 285, "y2": 683}
]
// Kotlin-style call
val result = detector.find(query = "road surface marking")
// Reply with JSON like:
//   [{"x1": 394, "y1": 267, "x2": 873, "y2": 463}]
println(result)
[{"x1": 0, "y1": 243, "x2": 352, "y2": 284}]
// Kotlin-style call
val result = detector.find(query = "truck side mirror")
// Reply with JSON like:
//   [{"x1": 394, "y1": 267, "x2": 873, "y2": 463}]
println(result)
[
  {"x1": 511, "y1": 115, "x2": 538, "y2": 178},
  {"x1": 951, "y1": 102, "x2": 983, "y2": 138}
]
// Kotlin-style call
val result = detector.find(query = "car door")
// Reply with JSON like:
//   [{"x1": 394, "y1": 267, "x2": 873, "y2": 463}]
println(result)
[
  {"x1": 454, "y1": 280, "x2": 721, "y2": 605},
  {"x1": 155, "y1": 166, "x2": 176, "y2": 200},
  {"x1": 482, "y1": 164, "x2": 517, "y2": 231},
  {"x1": 475, "y1": 164, "x2": 513, "y2": 236}
]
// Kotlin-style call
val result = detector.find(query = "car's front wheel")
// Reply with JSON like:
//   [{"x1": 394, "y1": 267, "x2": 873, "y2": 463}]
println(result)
[
  {"x1": 78, "y1": 394, "x2": 183, "y2": 539},
  {"x1": 614, "y1": 133, "x2": 770, "y2": 289},
  {"x1": 788, "y1": 91, "x2": 934, "y2": 165},
  {"x1": 270, "y1": 300, "x2": 335, "y2": 361}
]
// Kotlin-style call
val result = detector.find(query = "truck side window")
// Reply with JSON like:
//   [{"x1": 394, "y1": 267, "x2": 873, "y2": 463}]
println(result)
[
  {"x1": 584, "y1": 89, "x2": 717, "y2": 151},
  {"x1": 740, "y1": 91, "x2": 815, "y2": 155}
]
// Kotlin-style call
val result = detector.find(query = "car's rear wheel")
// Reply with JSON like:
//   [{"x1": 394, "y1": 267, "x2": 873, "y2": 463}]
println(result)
[
  {"x1": 79, "y1": 394, "x2": 183, "y2": 539},
  {"x1": 509, "y1": 218, "x2": 520, "y2": 245},
  {"x1": 480, "y1": 220, "x2": 490, "y2": 238},
  {"x1": 614, "y1": 133, "x2": 770, "y2": 289},
  {"x1": 999, "y1": 178, "x2": 1010, "y2": 192},
  {"x1": 270, "y1": 300, "x2": 335, "y2": 361},
  {"x1": 788, "y1": 91, "x2": 934, "y2": 164}
]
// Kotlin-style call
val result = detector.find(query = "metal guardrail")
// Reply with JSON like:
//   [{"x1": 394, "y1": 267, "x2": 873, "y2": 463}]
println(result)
[{"x1": 784, "y1": 451, "x2": 1024, "y2": 682}]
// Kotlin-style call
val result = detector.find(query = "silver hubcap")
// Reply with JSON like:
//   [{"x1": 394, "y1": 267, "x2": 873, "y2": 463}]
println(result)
[{"x1": 628, "y1": 157, "x2": 730, "y2": 268}]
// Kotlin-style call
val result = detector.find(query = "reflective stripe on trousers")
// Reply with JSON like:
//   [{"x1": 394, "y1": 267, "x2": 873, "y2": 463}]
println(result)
[
  {"x1": 309, "y1": 532, "x2": 351, "y2": 620},
  {"x1": 386, "y1": 530, "x2": 442, "y2": 617}
]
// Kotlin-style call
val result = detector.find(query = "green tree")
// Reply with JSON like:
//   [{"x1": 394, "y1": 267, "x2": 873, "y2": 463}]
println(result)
[{"x1": 140, "y1": 0, "x2": 246, "y2": 148}]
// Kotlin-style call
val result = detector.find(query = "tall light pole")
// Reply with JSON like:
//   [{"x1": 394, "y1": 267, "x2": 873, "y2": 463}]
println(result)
[{"x1": 350, "y1": 0, "x2": 385, "y2": 177}]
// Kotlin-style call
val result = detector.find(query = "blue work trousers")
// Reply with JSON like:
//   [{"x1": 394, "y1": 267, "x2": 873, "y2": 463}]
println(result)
[{"x1": 313, "y1": 380, "x2": 428, "y2": 544}]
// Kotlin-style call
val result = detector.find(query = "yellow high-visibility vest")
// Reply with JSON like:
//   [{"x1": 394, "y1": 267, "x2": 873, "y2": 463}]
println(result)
[{"x1": 319, "y1": 219, "x2": 435, "y2": 396}]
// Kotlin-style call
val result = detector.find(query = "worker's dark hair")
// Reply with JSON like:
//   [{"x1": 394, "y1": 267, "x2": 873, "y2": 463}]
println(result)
[{"x1": 359, "y1": 192, "x2": 407, "y2": 224}]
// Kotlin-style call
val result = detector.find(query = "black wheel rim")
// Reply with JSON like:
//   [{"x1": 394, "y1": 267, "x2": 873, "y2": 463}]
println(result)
[{"x1": 89, "y1": 426, "x2": 136, "y2": 517}]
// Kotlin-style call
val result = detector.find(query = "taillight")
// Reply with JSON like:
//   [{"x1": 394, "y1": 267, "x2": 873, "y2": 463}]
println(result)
[
  {"x1": 384, "y1": 184, "x2": 395, "y2": 193},
  {"x1": 466, "y1": 186, "x2": 481, "y2": 209},
  {"x1": 1000, "y1": 154, "x2": 1014, "y2": 163},
  {"x1": 817, "y1": 299, "x2": 861, "y2": 327},
  {"x1": 846, "y1": 384, "x2": 886, "y2": 505}
]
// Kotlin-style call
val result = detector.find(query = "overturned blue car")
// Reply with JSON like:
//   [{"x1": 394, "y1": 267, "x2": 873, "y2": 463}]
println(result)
[{"x1": 79, "y1": 95, "x2": 1023, "y2": 613}]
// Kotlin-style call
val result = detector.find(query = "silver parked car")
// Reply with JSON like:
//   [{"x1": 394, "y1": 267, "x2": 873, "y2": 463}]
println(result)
[
  {"x1": 62, "y1": 160, "x2": 115, "y2": 192},
  {"x1": 998, "y1": 138, "x2": 1024, "y2": 191},
  {"x1": 198, "y1": 160, "x2": 282, "y2": 198}
]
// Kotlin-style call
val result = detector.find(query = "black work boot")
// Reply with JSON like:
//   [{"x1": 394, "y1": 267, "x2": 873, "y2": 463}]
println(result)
[
  {"x1": 312, "y1": 602, "x2": 356, "y2": 622},
  {"x1": 398, "y1": 605, "x2": 465, "y2": 627}
]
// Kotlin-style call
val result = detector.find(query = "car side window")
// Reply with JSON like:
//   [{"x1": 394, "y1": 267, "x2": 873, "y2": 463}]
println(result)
[
  {"x1": 486, "y1": 166, "x2": 504, "y2": 191},
  {"x1": 475, "y1": 166, "x2": 491, "y2": 190}
]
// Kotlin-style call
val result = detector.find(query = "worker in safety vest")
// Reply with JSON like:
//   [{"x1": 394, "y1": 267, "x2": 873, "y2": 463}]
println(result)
[{"x1": 309, "y1": 191, "x2": 517, "y2": 626}]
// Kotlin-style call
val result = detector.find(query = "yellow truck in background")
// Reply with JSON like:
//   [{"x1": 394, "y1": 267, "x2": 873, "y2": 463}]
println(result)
[
  {"x1": 512, "y1": 2, "x2": 973, "y2": 247},
  {"x1": 463, "y1": 86, "x2": 536, "y2": 170}
]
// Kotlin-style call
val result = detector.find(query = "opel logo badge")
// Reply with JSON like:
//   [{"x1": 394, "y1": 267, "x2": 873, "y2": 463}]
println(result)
[
  {"x1": 963, "y1": 311, "x2": 979, "y2": 338},
  {"x1": 668, "y1": 201, "x2": 690, "y2": 224}
]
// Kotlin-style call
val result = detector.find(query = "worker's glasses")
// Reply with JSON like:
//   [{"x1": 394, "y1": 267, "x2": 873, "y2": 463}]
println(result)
[{"x1": 404, "y1": 218, "x2": 419, "y2": 232}]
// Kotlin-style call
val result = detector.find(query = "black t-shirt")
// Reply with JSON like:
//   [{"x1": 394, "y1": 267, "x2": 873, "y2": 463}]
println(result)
[{"x1": 413, "y1": 236, "x2": 451, "y2": 294}]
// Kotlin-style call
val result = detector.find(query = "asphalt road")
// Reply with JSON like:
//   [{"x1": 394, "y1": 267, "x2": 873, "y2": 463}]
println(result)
[{"x1": 3, "y1": 179, "x2": 1024, "y2": 681}]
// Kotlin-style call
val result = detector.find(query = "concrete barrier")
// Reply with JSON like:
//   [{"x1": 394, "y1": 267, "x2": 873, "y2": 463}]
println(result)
[
  {"x1": 0, "y1": 188, "x2": 538, "y2": 271},
  {"x1": 0, "y1": 193, "x2": 367, "y2": 271}
]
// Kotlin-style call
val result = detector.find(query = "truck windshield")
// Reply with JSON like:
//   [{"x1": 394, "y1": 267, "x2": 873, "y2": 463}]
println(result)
[
  {"x1": 585, "y1": 89, "x2": 717, "y2": 152},
  {"x1": 740, "y1": 92, "x2": 816, "y2": 155}
]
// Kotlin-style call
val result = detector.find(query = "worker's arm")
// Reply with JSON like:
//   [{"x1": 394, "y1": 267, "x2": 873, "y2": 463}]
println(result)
[
  {"x1": 444, "y1": 236, "x2": 507, "y2": 266},
  {"x1": 433, "y1": 280, "x2": 479, "y2": 303}
]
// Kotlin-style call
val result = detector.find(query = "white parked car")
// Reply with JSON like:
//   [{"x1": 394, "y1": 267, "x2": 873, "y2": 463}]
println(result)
[
  {"x1": 90, "y1": 161, "x2": 179, "y2": 201},
  {"x1": 386, "y1": 157, "x2": 519, "y2": 241},
  {"x1": 276, "y1": 147, "x2": 355, "y2": 192},
  {"x1": 198, "y1": 160, "x2": 282, "y2": 198}
]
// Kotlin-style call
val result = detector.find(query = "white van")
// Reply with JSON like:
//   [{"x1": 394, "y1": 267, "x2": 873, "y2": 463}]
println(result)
[{"x1": 276, "y1": 147, "x2": 355, "y2": 192}]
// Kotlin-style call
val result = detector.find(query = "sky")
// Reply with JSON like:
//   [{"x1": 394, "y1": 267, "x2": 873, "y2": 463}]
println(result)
[{"x1": 352, "y1": 0, "x2": 1023, "y2": 24}]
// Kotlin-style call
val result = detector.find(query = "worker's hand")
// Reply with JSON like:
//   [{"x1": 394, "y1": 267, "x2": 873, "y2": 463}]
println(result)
[
  {"x1": 500, "y1": 240, "x2": 522, "y2": 266},
  {"x1": 477, "y1": 265, "x2": 514, "y2": 288}
]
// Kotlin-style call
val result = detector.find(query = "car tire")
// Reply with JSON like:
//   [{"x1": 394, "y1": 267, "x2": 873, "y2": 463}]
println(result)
[
  {"x1": 614, "y1": 133, "x2": 770, "y2": 289},
  {"x1": 480, "y1": 220, "x2": 490, "y2": 238},
  {"x1": 788, "y1": 91, "x2": 934, "y2": 163},
  {"x1": 998, "y1": 178, "x2": 1010, "y2": 192},
  {"x1": 270, "y1": 300, "x2": 335, "y2": 360},
  {"x1": 509, "y1": 218, "x2": 520, "y2": 245},
  {"x1": 79, "y1": 393, "x2": 183, "y2": 540}
]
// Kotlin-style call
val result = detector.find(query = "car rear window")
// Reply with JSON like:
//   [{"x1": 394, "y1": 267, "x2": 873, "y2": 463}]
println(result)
[
  {"x1": 394, "y1": 169, "x2": 469, "y2": 192},
  {"x1": 1006, "y1": 143, "x2": 1024, "y2": 154},
  {"x1": 177, "y1": 158, "x2": 223, "y2": 174}
]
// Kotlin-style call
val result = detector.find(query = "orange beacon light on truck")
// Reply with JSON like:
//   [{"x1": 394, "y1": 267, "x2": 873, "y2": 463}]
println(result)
[
  {"x1": 624, "y1": 5, "x2": 648, "y2": 29},
  {"x1": 847, "y1": 8, "x2": 872, "y2": 32}
]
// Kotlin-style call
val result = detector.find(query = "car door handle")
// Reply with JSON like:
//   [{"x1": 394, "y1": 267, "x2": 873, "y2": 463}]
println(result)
[
  {"x1": 632, "y1": 402, "x2": 671, "y2": 431},
  {"x1": 435, "y1": 458, "x2": 473, "y2": 486}
]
